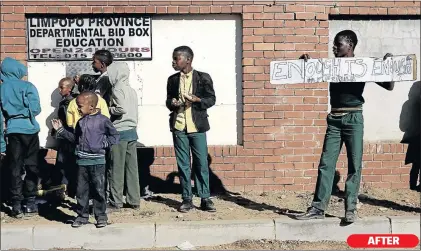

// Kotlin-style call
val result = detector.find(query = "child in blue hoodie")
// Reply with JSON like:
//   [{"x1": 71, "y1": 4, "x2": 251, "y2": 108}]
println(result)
[{"x1": 0, "y1": 57, "x2": 41, "y2": 218}]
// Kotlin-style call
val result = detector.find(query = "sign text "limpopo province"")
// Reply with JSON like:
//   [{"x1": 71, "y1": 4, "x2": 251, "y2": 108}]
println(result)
[{"x1": 27, "y1": 16, "x2": 152, "y2": 61}]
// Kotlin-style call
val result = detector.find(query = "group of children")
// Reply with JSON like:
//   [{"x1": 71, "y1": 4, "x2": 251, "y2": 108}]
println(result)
[{"x1": 0, "y1": 50, "x2": 141, "y2": 228}]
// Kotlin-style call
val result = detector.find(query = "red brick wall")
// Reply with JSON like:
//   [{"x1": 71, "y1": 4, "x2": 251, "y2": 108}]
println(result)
[{"x1": 1, "y1": 1, "x2": 420, "y2": 192}]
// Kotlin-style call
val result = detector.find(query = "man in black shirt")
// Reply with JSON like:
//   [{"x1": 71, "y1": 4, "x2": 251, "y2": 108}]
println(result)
[
  {"x1": 91, "y1": 50, "x2": 114, "y2": 204},
  {"x1": 296, "y1": 30, "x2": 394, "y2": 223},
  {"x1": 92, "y1": 50, "x2": 113, "y2": 106}
]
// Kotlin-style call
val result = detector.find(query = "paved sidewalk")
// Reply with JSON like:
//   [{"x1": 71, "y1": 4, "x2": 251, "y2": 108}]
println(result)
[{"x1": 1, "y1": 216, "x2": 419, "y2": 250}]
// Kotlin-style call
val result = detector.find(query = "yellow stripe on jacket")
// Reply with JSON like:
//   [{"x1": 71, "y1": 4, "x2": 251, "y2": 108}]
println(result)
[{"x1": 66, "y1": 94, "x2": 110, "y2": 129}]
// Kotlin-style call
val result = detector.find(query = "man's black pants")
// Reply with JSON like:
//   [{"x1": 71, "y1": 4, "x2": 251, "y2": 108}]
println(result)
[
  {"x1": 7, "y1": 133, "x2": 40, "y2": 206},
  {"x1": 76, "y1": 164, "x2": 107, "y2": 222}
]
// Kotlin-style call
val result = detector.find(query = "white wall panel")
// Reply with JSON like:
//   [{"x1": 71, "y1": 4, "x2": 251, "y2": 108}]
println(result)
[{"x1": 27, "y1": 62, "x2": 66, "y2": 148}]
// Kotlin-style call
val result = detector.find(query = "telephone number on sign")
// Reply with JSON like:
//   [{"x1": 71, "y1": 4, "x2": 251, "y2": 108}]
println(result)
[{"x1": 29, "y1": 52, "x2": 145, "y2": 60}]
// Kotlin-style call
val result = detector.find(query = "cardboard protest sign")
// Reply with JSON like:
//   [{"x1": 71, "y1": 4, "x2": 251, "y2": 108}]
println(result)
[{"x1": 270, "y1": 55, "x2": 417, "y2": 85}]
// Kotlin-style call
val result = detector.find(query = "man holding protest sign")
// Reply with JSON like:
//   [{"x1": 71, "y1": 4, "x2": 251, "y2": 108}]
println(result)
[{"x1": 295, "y1": 30, "x2": 395, "y2": 223}]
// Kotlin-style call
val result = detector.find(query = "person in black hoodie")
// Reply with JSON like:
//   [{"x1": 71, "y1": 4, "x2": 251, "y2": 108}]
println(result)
[
  {"x1": 92, "y1": 50, "x2": 113, "y2": 106},
  {"x1": 50, "y1": 77, "x2": 78, "y2": 199},
  {"x1": 91, "y1": 50, "x2": 113, "y2": 201}
]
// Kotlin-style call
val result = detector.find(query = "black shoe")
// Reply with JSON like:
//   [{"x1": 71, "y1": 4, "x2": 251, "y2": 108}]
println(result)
[
  {"x1": 24, "y1": 197, "x2": 38, "y2": 217},
  {"x1": 344, "y1": 210, "x2": 356, "y2": 223},
  {"x1": 178, "y1": 199, "x2": 193, "y2": 213},
  {"x1": 295, "y1": 207, "x2": 325, "y2": 220},
  {"x1": 11, "y1": 206, "x2": 24, "y2": 219},
  {"x1": 23, "y1": 206, "x2": 38, "y2": 217},
  {"x1": 96, "y1": 219, "x2": 107, "y2": 228},
  {"x1": 72, "y1": 217, "x2": 88, "y2": 228},
  {"x1": 200, "y1": 198, "x2": 216, "y2": 212}
]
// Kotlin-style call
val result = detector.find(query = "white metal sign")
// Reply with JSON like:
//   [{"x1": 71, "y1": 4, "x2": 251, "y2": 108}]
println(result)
[
  {"x1": 270, "y1": 55, "x2": 417, "y2": 84},
  {"x1": 27, "y1": 16, "x2": 152, "y2": 61}
]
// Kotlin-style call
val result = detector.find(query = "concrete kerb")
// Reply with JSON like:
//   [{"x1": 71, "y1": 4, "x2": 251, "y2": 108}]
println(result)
[
  {"x1": 1, "y1": 216, "x2": 419, "y2": 250},
  {"x1": 0, "y1": 225, "x2": 33, "y2": 250},
  {"x1": 274, "y1": 216, "x2": 391, "y2": 241},
  {"x1": 33, "y1": 223, "x2": 155, "y2": 250},
  {"x1": 155, "y1": 219, "x2": 275, "y2": 247},
  {"x1": 388, "y1": 216, "x2": 421, "y2": 238}
]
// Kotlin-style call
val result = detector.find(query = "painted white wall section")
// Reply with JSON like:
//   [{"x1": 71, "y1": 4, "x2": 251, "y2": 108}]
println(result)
[
  {"x1": 136, "y1": 15, "x2": 242, "y2": 146},
  {"x1": 329, "y1": 20, "x2": 420, "y2": 142},
  {"x1": 27, "y1": 62, "x2": 66, "y2": 148},
  {"x1": 28, "y1": 14, "x2": 242, "y2": 148}
]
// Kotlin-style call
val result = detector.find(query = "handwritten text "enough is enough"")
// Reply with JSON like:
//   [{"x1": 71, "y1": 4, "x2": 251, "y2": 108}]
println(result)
[{"x1": 270, "y1": 55, "x2": 417, "y2": 85}]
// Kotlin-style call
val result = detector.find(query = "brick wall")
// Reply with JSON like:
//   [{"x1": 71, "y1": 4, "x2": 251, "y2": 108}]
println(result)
[{"x1": 1, "y1": 1, "x2": 420, "y2": 192}]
